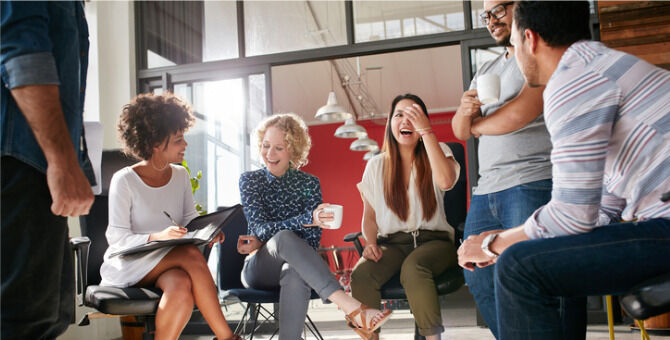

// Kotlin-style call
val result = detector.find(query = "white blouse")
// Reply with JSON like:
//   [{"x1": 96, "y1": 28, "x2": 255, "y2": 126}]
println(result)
[
  {"x1": 357, "y1": 143, "x2": 460, "y2": 239},
  {"x1": 99, "y1": 164, "x2": 199, "y2": 287}
]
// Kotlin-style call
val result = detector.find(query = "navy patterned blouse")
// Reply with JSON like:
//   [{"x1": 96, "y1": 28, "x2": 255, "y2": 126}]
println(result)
[{"x1": 239, "y1": 168, "x2": 323, "y2": 249}]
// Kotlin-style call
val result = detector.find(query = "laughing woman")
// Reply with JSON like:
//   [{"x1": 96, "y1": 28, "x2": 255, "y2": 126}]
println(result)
[
  {"x1": 99, "y1": 93, "x2": 240, "y2": 340},
  {"x1": 350, "y1": 94, "x2": 460, "y2": 340},
  {"x1": 238, "y1": 113, "x2": 392, "y2": 340}
]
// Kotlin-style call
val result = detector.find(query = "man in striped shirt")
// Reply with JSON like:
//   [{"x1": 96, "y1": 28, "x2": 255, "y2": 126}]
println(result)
[{"x1": 457, "y1": 1, "x2": 670, "y2": 339}]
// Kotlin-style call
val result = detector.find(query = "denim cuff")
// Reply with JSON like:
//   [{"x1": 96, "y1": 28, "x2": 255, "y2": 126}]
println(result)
[{"x1": 4, "y1": 52, "x2": 60, "y2": 89}]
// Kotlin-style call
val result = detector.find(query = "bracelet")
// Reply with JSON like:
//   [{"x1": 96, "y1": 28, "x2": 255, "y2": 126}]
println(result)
[
  {"x1": 419, "y1": 130, "x2": 434, "y2": 137},
  {"x1": 415, "y1": 127, "x2": 432, "y2": 132}
]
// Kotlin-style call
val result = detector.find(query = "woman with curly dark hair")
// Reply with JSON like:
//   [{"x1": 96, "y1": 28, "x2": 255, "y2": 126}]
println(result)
[{"x1": 99, "y1": 93, "x2": 241, "y2": 340}]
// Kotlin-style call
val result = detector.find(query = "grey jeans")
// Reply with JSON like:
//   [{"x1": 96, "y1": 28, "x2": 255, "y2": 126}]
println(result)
[{"x1": 241, "y1": 230, "x2": 342, "y2": 340}]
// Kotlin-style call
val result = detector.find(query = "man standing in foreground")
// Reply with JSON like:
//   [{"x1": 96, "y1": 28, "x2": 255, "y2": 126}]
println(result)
[
  {"x1": 458, "y1": 2, "x2": 670, "y2": 339},
  {"x1": 453, "y1": 1, "x2": 589, "y2": 338},
  {"x1": 1, "y1": 2, "x2": 94, "y2": 339}
]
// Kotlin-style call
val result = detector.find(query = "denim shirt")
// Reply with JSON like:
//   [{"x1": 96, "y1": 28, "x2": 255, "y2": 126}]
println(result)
[
  {"x1": 239, "y1": 168, "x2": 323, "y2": 249},
  {"x1": 1, "y1": 1, "x2": 94, "y2": 182}
]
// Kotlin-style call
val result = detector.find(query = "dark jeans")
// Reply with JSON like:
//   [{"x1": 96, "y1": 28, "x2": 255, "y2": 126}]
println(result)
[
  {"x1": 496, "y1": 218, "x2": 670, "y2": 340},
  {"x1": 1, "y1": 157, "x2": 74, "y2": 340},
  {"x1": 463, "y1": 179, "x2": 586, "y2": 339}
]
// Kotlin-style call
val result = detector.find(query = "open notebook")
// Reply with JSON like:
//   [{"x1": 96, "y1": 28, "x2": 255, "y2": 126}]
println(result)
[{"x1": 110, "y1": 204, "x2": 243, "y2": 258}]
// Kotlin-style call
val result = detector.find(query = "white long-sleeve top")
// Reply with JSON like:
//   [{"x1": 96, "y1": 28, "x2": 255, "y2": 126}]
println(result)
[{"x1": 99, "y1": 164, "x2": 199, "y2": 287}]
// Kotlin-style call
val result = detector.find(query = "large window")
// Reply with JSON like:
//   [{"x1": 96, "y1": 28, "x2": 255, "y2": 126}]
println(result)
[
  {"x1": 138, "y1": 1, "x2": 238, "y2": 69},
  {"x1": 172, "y1": 73, "x2": 267, "y2": 212},
  {"x1": 244, "y1": 1, "x2": 347, "y2": 56},
  {"x1": 354, "y1": 1, "x2": 465, "y2": 43}
]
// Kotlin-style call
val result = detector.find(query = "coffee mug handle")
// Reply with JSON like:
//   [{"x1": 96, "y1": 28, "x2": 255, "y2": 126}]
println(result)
[{"x1": 314, "y1": 208, "x2": 324, "y2": 225}]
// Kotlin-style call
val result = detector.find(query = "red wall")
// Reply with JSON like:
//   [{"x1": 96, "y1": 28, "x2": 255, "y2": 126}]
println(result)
[{"x1": 302, "y1": 112, "x2": 466, "y2": 248}]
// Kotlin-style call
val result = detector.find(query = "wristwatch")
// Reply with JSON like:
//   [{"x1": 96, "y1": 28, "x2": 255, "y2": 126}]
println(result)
[{"x1": 481, "y1": 233, "x2": 500, "y2": 258}]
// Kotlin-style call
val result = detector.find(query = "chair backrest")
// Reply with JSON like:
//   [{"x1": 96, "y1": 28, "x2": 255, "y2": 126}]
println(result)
[
  {"x1": 79, "y1": 150, "x2": 136, "y2": 285},
  {"x1": 444, "y1": 142, "x2": 468, "y2": 242},
  {"x1": 216, "y1": 206, "x2": 249, "y2": 290}
]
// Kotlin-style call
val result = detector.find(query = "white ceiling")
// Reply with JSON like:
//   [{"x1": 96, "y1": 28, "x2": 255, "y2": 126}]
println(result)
[{"x1": 271, "y1": 44, "x2": 464, "y2": 126}]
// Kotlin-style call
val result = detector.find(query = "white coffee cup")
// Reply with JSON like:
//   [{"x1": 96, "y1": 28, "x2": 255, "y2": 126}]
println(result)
[
  {"x1": 320, "y1": 204, "x2": 343, "y2": 229},
  {"x1": 477, "y1": 73, "x2": 501, "y2": 105}
]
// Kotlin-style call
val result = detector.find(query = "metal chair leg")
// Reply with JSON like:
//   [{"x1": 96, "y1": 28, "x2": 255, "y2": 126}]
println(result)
[
  {"x1": 305, "y1": 314, "x2": 324, "y2": 340},
  {"x1": 636, "y1": 319, "x2": 651, "y2": 340},
  {"x1": 249, "y1": 303, "x2": 261, "y2": 340},
  {"x1": 607, "y1": 295, "x2": 616, "y2": 340}
]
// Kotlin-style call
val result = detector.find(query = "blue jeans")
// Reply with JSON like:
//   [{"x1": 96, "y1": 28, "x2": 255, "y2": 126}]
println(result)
[
  {"x1": 464, "y1": 179, "x2": 586, "y2": 339},
  {"x1": 496, "y1": 218, "x2": 670, "y2": 340}
]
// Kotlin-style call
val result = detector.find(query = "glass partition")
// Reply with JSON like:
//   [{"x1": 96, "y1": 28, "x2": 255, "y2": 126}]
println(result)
[
  {"x1": 170, "y1": 73, "x2": 267, "y2": 212},
  {"x1": 244, "y1": 1, "x2": 347, "y2": 56},
  {"x1": 354, "y1": 1, "x2": 465, "y2": 43},
  {"x1": 137, "y1": 1, "x2": 238, "y2": 69}
]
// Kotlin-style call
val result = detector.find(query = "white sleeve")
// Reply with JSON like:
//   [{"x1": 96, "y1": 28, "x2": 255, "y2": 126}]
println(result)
[
  {"x1": 105, "y1": 171, "x2": 153, "y2": 249},
  {"x1": 357, "y1": 155, "x2": 380, "y2": 205}
]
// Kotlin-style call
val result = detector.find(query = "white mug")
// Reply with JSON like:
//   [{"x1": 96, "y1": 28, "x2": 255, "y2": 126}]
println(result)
[
  {"x1": 320, "y1": 204, "x2": 343, "y2": 229},
  {"x1": 477, "y1": 73, "x2": 501, "y2": 105}
]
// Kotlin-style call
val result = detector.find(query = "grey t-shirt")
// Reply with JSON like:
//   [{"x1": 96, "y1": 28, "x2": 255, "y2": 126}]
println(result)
[{"x1": 469, "y1": 52, "x2": 552, "y2": 195}]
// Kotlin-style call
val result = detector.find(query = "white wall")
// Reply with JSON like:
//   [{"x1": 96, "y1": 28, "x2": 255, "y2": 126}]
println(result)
[{"x1": 62, "y1": 1, "x2": 135, "y2": 339}]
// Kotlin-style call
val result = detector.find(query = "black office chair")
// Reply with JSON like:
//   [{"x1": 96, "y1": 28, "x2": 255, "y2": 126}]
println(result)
[
  {"x1": 71, "y1": 150, "x2": 160, "y2": 339},
  {"x1": 343, "y1": 142, "x2": 468, "y2": 340},
  {"x1": 217, "y1": 207, "x2": 324, "y2": 340},
  {"x1": 615, "y1": 192, "x2": 670, "y2": 340}
]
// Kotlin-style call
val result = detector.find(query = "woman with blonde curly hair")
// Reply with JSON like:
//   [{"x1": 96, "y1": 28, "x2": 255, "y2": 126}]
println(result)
[
  {"x1": 238, "y1": 113, "x2": 392, "y2": 340},
  {"x1": 100, "y1": 92, "x2": 240, "y2": 340}
]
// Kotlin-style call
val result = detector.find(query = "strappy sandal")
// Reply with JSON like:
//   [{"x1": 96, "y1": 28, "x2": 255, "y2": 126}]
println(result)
[
  {"x1": 213, "y1": 335, "x2": 243, "y2": 340},
  {"x1": 345, "y1": 304, "x2": 393, "y2": 340}
]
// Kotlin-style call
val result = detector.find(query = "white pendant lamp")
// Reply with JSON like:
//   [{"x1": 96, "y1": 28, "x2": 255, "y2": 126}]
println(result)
[
  {"x1": 350, "y1": 135, "x2": 379, "y2": 152},
  {"x1": 334, "y1": 118, "x2": 367, "y2": 138},
  {"x1": 315, "y1": 92, "x2": 352, "y2": 122}
]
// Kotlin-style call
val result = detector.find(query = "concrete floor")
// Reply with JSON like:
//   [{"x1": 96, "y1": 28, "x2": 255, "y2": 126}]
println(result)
[{"x1": 178, "y1": 286, "x2": 670, "y2": 340}]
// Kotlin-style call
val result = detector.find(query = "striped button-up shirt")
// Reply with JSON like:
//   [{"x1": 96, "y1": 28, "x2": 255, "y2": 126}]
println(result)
[{"x1": 523, "y1": 40, "x2": 670, "y2": 239}]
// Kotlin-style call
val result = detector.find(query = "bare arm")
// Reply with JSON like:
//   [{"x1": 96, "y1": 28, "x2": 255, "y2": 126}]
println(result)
[
  {"x1": 452, "y1": 89, "x2": 482, "y2": 140},
  {"x1": 457, "y1": 226, "x2": 529, "y2": 270},
  {"x1": 403, "y1": 103, "x2": 458, "y2": 190},
  {"x1": 10, "y1": 85, "x2": 94, "y2": 216},
  {"x1": 470, "y1": 84, "x2": 545, "y2": 136},
  {"x1": 361, "y1": 195, "x2": 378, "y2": 244},
  {"x1": 422, "y1": 132, "x2": 459, "y2": 190},
  {"x1": 360, "y1": 194, "x2": 383, "y2": 262}
]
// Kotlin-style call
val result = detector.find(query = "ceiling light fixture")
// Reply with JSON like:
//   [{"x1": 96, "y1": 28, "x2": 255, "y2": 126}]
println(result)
[
  {"x1": 334, "y1": 118, "x2": 367, "y2": 138},
  {"x1": 315, "y1": 62, "x2": 352, "y2": 122},
  {"x1": 350, "y1": 136, "x2": 379, "y2": 152}
]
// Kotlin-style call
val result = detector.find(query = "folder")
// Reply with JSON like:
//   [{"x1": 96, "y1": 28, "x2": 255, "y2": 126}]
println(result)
[{"x1": 110, "y1": 204, "x2": 243, "y2": 258}]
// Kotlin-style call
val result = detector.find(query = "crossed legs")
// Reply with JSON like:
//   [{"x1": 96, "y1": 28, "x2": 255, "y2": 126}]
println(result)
[
  {"x1": 137, "y1": 245, "x2": 233, "y2": 340},
  {"x1": 243, "y1": 230, "x2": 390, "y2": 339}
]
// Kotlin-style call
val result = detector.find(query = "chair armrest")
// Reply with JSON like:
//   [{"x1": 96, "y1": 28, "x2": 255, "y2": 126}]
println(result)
[
  {"x1": 455, "y1": 222, "x2": 465, "y2": 246},
  {"x1": 70, "y1": 236, "x2": 91, "y2": 306},
  {"x1": 343, "y1": 232, "x2": 364, "y2": 256},
  {"x1": 621, "y1": 272, "x2": 670, "y2": 320}
]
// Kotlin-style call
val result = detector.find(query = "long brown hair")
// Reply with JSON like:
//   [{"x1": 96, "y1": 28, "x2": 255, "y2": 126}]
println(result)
[{"x1": 382, "y1": 94, "x2": 437, "y2": 221}]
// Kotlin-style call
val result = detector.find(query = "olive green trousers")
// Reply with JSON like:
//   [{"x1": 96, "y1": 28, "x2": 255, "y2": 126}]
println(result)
[{"x1": 350, "y1": 230, "x2": 457, "y2": 336}]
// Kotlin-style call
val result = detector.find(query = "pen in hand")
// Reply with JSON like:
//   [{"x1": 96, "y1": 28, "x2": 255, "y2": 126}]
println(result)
[{"x1": 163, "y1": 211, "x2": 184, "y2": 228}]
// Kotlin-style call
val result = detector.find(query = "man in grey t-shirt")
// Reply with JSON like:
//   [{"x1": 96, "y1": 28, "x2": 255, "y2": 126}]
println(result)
[{"x1": 452, "y1": 1, "x2": 585, "y2": 338}]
